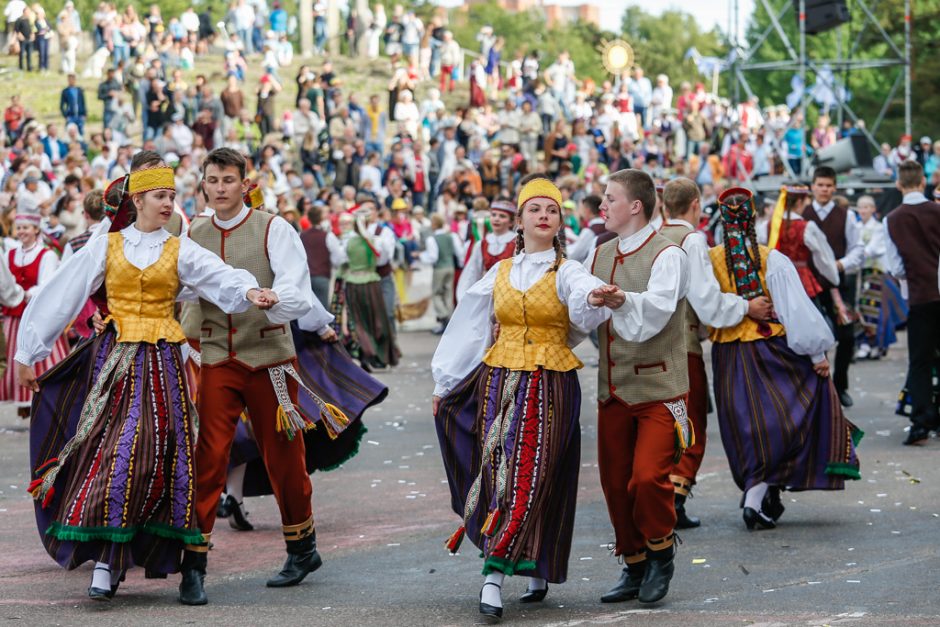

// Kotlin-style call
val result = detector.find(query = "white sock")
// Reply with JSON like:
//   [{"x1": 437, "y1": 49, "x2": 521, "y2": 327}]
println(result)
[
  {"x1": 91, "y1": 562, "x2": 111, "y2": 590},
  {"x1": 528, "y1": 576, "x2": 547, "y2": 591},
  {"x1": 226, "y1": 464, "x2": 247, "y2": 503},
  {"x1": 744, "y1": 482, "x2": 769, "y2": 511},
  {"x1": 481, "y1": 572, "x2": 504, "y2": 608}
]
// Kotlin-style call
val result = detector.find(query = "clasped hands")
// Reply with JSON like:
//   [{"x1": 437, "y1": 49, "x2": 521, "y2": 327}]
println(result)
[
  {"x1": 588, "y1": 284, "x2": 626, "y2": 309},
  {"x1": 247, "y1": 288, "x2": 279, "y2": 310}
]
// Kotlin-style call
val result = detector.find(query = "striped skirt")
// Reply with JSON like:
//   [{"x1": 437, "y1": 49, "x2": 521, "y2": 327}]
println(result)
[
  {"x1": 29, "y1": 329, "x2": 201, "y2": 574},
  {"x1": 712, "y1": 337, "x2": 862, "y2": 494},
  {"x1": 857, "y1": 269, "x2": 908, "y2": 351},
  {"x1": 1, "y1": 316, "x2": 70, "y2": 405},
  {"x1": 436, "y1": 365, "x2": 581, "y2": 584},
  {"x1": 344, "y1": 280, "x2": 400, "y2": 366},
  {"x1": 235, "y1": 323, "x2": 388, "y2": 497}
]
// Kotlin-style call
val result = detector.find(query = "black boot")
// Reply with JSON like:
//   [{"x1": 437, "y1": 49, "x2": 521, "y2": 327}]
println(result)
[
  {"x1": 178, "y1": 550, "x2": 208, "y2": 606},
  {"x1": 674, "y1": 493, "x2": 701, "y2": 529},
  {"x1": 266, "y1": 534, "x2": 323, "y2": 588},
  {"x1": 638, "y1": 540, "x2": 675, "y2": 604},
  {"x1": 601, "y1": 559, "x2": 647, "y2": 603}
]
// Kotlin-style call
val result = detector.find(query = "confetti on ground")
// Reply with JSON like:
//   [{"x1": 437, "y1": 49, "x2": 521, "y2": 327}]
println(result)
[
  {"x1": 387, "y1": 543, "x2": 400, "y2": 547},
  {"x1": 876, "y1": 430, "x2": 891, "y2": 436},
  {"x1": 367, "y1": 440, "x2": 380, "y2": 445},
  {"x1": 579, "y1": 557, "x2": 592, "y2": 560},
  {"x1": 692, "y1": 558, "x2": 707, "y2": 564},
  {"x1": 870, "y1": 509, "x2": 882, "y2": 513},
  {"x1": 808, "y1": 581, "x2": 821, "y2": 585},
  {"x1": 846, "y1": 580, "x2": 861, "y2": 583}
]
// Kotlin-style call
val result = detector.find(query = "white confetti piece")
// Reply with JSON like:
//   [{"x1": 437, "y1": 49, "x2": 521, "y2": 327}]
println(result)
[
  {"x1": 367, "y1": 440, "x2": 380, "y2": 446},
  {"x1": 387, "y1": 543, "x2": 400, "y2": 546},
  {"x1": 808, "y1": 581, "x2": 821, "y2": 585},
  {"x1": 875, "y1": 430, "x2": 891, "y2": 436},
  {"x1": 846, "y1": 580, "x2": 861, "y2": 583},
  {"x1": 579, "y1": 557, "x2": 592, "y2": 560},
  {"x1": 870, "y1": 509, "x2": 881, "y2": 513}
]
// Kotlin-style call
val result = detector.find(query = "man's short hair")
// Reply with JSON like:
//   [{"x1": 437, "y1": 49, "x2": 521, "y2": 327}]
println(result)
[
  {"x1": 581, "y1": 194, "x2": 602, "y2": 217},
  {"x1": 897, "y1": 159, "x2": 925, "y2": 190},
  {"x1": 202, "y1": 147, "x2": 248, "y2": 179},
  {"x1": 812, "y1": 165, "x2": 837, "y2": 183},
  {"x1": 608, "y1": 169, "x2": 657, "y2": 220},
  {"x1": 83, "y1": 189, "x2": 105, "y2": 222},
  {"x1": 662, "y1": 178, "x2": 700, "y2": 218}
]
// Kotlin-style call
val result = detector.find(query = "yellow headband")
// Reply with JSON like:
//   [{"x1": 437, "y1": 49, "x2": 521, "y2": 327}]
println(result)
[
  {"x1": 517, "y1": 178, "x2": 562, "y2": 211},
  {"x1": 128, "y1": 167, "x2": 175, "y2": 194},
  {"x1": 247, "y1": 185, "x2": 264, "y2": 210}
]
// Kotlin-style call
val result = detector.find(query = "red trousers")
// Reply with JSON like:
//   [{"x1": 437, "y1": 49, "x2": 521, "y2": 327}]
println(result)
[
  {"x1": 195, "y1": 362, "x2": 313, "y2": 536},
  {"x1": 598, "y1": 399, "x2": 679, "y2": 556},
  {"x1": 672, "y1": 354, "x2": 708, "y2": 491}
]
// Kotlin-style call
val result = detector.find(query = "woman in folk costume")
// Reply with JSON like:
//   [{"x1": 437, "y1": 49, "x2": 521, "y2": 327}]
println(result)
[
  {"x1": 15, "y1": 166, "x2": 272, "y2": 601},
  {"x1": 0, "y1": 212, "x2": 70, "y2": 415},
  {"x1": 432, "y1": 176, "x2": 616, "y2": 622},
  {"x1": 708, "y1": 187, "x2": 862, "y2": 531}
]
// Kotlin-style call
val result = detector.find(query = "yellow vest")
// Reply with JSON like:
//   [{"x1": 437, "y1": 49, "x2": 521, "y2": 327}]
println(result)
[
  {"x1": 105, "y1": 232, "x2": 186, "y2": 344},
  {"x1": 708, "y1": 244, "x2": 785, "y2": 344},
  {"x1": 482, "y1": 258, "x2": 582, "y2": 372}
]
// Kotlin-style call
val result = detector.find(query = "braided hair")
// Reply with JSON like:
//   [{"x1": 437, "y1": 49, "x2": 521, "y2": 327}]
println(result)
[
  {"x1": 513, "y1": 227, "x2": 525, "y2": 255},
  {"x1": 746, "y1": 218, "x2": 762, "y2": 274}
]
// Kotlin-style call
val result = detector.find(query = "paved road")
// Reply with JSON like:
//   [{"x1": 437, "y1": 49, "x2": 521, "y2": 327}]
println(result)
[{"x1": 0, "y1": 331, "x2": 937, "y2": 626}]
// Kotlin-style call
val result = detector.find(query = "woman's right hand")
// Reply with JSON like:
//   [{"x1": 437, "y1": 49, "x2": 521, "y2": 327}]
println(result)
[
  {"x1": 16, "y1": 362, "x2": 39, "y2": 393},
  {"x1": 432, "y1": 395, "x2": 441, "y2": 417},
  {"x1": 813, "y1": 357, "x2": 831, "y2": 378}
]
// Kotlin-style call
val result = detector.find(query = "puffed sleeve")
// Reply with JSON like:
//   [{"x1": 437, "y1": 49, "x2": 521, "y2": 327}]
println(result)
[
  {"x1": 555, "y1": 259, "x2": 610, "y2": 334},
  {"x1": 683, "y1": 232, "x2": 748, "y2": 328},
  {"x1": 431, "y1": 263, "x2": 498, "y2": 398},
  {"x1": 264, "y1": 216, "x2": 316, "y2": 324},
  {"x1": 15, "y1": 235, "x2": 108, "y2": 366},
  {"x1": 765, "y1": 249, "x2": 835, "y2": 363},
  {"x1": 803, "y1": 221, "x2": 840, "y2": 286},
  {"x1": 455, "y1": 240, "x2": 482, "y2": 301},
  {"x1": 177, "y1": 236, "x2": 258, "y2": 314},
  {"x1": 0, "y1": 259, "x2": 24, "y2": 309}
]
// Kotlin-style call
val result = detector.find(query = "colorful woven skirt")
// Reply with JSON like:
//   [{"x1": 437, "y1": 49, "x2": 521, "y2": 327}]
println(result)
[
  {"x1": 1, "y1": 315, "x2": 70, "y2": 406},
  {"x1": 235, "y1": 323, "x2": 387, "y2": 497},
  {"x1": 712, "y1": 337, "x2": 862, "y2": 494},
  {"x1": 29, "y1": 330, "x2": 201, "y2": 574},
  {"x1": 344, "y1": 280, "x2": 400, "y2": 366},
  {"x1": 436, "y1": 365, "x2": 581, "y2": 584},
  {"x1": 857, "y1": 269, "x2": 907, "y2": 351}
]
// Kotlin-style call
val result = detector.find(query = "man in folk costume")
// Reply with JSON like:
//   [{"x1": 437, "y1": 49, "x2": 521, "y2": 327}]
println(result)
[
  {"x1": 420, "y1": 213, "x2": 465, "y2": 335},
  {"x1": 179, "y1": 148, "x2": 349, "y2": 605},
  {"x1": 455, "y1": 197, "x2": 517, "y2": 300},
  {"x1": 567, "y1": 194, "x2": 615, "y2": 263},
  {"x1": 365, "y1": 195, "x2": 399, "y2": 335},
  {"x1": 659, "y1": 178, "x2": 774, "y2": 529},
  {"x1": 804, "y1": 166, "x2": 864, "y2": 407},
  {"x1": 588, "y1": 169, "x2": 691, "y2": 605},
  {"x1": 883, "y1": 160, "x2": 940, "y2": 445}
]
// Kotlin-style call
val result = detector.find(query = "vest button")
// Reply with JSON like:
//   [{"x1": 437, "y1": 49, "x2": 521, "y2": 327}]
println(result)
[
  {"x1": 610, "y1": 385, "x2": 617, "y2": 392},
  {"x1": 610, "y1": 361, "x2": 615, "y2": 367},
  {"x1": 231, "y1": 328, "x2": 237, "y2": 334},
  {"x1": 229, "y1": 351, "x2": 236, "y2": 358}
]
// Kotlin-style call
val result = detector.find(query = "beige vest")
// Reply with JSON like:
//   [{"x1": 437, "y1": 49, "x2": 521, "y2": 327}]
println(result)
[
  {"x1": 188, "y1": 211, "x2": 295, "y2": 370},
  {"x1": 658, "y1": 223, "x2": 703, "y2": 356},
  {"x1": 591, "y1": 231, "x2": 689, "y2": 405}
]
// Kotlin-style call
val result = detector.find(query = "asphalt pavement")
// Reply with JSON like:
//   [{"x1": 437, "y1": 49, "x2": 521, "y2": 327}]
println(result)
[{"x1": 0, "y1": 331, "x2": 937, "y2": 626}]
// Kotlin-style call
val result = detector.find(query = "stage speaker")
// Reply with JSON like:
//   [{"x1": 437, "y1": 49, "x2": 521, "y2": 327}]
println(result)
[
  {"x1": 812, "y1": 135, "x2": 872, "y2": 173},
  {"x1": 793, "y1": 0, "x2": 850, "y2": 35}
]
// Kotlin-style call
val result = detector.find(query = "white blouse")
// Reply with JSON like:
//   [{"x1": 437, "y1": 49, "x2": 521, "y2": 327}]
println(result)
[
  {"x1": 455, "y1": 230, "x2": 516, "y2": 301},
  {"x1": 431, "y1": 248, "x2": 609, "y2": 397},
  {"x1": 757, "y1": 213, "x2": 840, "y2": 286},
  {"x1": 15, "y1": 225, "x2": 260, "y2": 367},
  {"x1": 764, "y1": 249, "x2": 836, "y2": 364}
]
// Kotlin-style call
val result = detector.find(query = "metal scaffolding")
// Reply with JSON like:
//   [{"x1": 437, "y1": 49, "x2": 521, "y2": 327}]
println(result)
[{"x1": 731, "y1": 0, "x2": 912, "y2": 177}]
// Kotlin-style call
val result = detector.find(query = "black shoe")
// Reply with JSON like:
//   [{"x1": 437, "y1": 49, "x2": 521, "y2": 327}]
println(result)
[
  {"x1": 743, "y1": 507, "x2": 776, "y2": 530},
  {"x1": 675, "y1": 494, "x2": 701, "y2": 529},
  {"x1": 87, "y1": 586, "x2": 113, "y2": 601},
  {"x1": 179, "y1": 550, "x2": 208, "y2": 606},
  {"x1": 839, "y1": 391, "x2": 854, "y2": 408},
  {"x1": 519, "y1": 584, "x2": 547, "y2": 603},
  {"x1": 226, "y1": 496, "x2": 253, "y2": 531},
  {"x1": 216, "y1": 494, "x2": 232, "y2": 518},
  {"x1": 601, "y1": 561, "x2": 646, "y2": 603},
  {"x1": 478, "y1": 582, "x2": 503, "y2": 623},
  {"x1": 903, "y1": 425, "x2": 932, "y2": 446},
  {"x1": 761, "y1": 487, "x2": 785, "y2": 522},
  {"x1": 266, "y1": 535, "x2": 323, "y2": 587},
  {"x1": 638, "y1": 544, "x2": 675, "y2": 604}
]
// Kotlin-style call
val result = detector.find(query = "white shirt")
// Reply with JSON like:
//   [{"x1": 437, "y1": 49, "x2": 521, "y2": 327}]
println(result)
[
  {"x1": 368, "y1": 222, "x2": 396, "y2": 267},
  {"x1": 4, "y1": 0, "x2": 25, "y2": 21},
  {"x1": 432, "y1": 248, "x2": 609, "y2": 397},
  {"x1": 663, "y1": 219, "x2": 748, "y2": 328},
  {"x1": 0, "y1": 253, "x2": 24, "y2": 309},
  {"x1": 756, "y1": 212, "x2": 840, "y2": 286},
  {"x1": 204, "y1": 206, "x2": 324, "y2": 330},
  {"x1": 455, "y1": 230, "x2": 515, "y2": 300},
  {"x1": 860, "y1": 216, "x2": 887, "y2": 271},
  {"x1": 3, "y1": 241, "x2": 58, "y2": 300},
  {"x1": 324, "y1": 230, "x2": 347, "y2": 268},
  {"x1": 763, "y1": 249, "x2": 836, "y2": 364},
  {"x1": 568, "y1": 217, "x2": 605, "y2": 263},
  {"x1": 811, "y1": 200, "x2": 864, "y2": 274},
  {"x1": 883, "y1": 191, "x2": 940, "y2": 294},
  {"x1": 420, "y1": 227, "x2": 466, "y2": 267},
  {"x1": 14, "y1": 225, "x2": 259, "y2": 366},
  {"x1": 600, "y1": 224, "x2": 690, "y2": 343}
]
